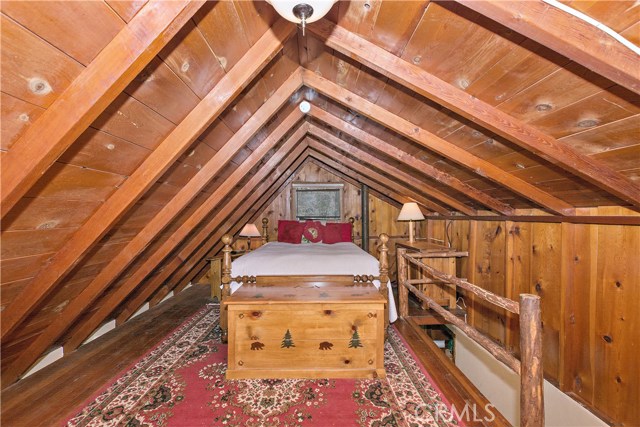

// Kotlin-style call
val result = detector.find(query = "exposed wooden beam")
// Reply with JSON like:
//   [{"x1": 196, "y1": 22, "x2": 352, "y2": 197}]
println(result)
[
  {"x1": 303, "y1": 70, "x2": 576, "y2": 216},
  {"x1": 0, "y1": 19, "x2": 297, "y2": 342},
  {"x1": 306, "y1": 148, "x2": 429, "y2": 216},
  {"x1": 150, "y1": 154, "x2": 314, "y2": 306},
  {"x1": 306, "y1": 139, "x2": 440, "y2": 215},
  {"x1": 176, "y1": 150, "x2": 313, "y2": 289},
  {"x1": 112, "y1": 131, "x2": 308, "y2": 325},
  {"x1": 309, "y1": 107, "x2": 515, "y2": 215},
  {"x1": 308, "y1": 22, "x2": 640, "y2": 208},
  {"x1": 439, "y1": 215, "x2": 640, "y2": 226},
  {"x1": 63, "y1": 129, "x2": 308, "y2": 352},
  {"x1": 4, "y1": 107, "x2": 306, "y2": 384},
  {"x1": 306, "y1": 157, "x2": 405, "y2": 210},
  {"x1": 305, "y1": 158, "x2": 403, "y2": 209},
  {"x1": 455, "y1": 0, "x2": 640, "y2": 95},
  {"x1": 0, "y1": 0, "x2": 206, "y2": 218},
  {"x1": 308, "y1": 125, "x2": 473, "y2": 215}
]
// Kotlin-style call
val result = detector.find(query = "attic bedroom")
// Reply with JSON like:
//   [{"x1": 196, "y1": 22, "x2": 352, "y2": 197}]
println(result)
[{"x1": 1, "y1": 1, "x2": 638, "y2": 426}]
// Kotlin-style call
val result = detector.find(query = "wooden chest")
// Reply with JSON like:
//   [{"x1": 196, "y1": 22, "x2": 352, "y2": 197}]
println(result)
[{"x1": 224, "y1": 283, "x2": 386, "y2": 379}]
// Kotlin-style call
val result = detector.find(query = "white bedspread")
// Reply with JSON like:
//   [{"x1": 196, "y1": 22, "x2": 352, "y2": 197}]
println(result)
[{"x1": 230, "y1": 242, "x2": 398, "y2": 322}]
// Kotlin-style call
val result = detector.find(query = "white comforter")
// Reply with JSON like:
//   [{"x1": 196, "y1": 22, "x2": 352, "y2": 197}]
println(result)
[{"x1": 231, "y1": 242, "x2": 398, "y2": 322}]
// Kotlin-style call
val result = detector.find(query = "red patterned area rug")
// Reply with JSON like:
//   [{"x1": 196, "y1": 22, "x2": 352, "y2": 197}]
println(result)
[{"x1": 64, "y1": 306, "x2": 464, "y2": 427}]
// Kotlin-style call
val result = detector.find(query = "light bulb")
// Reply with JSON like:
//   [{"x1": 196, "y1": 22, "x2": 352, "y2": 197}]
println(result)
[{"x1": 299, "y1": 101, "x2": 311, "y2": 114}]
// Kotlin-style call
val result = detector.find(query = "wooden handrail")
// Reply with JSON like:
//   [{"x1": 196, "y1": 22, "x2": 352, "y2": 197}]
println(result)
[
  {"x1": 398, "y1": 251, "x2": 544, "y2": 427},
  {"x1": 404, "y1": 255, "x2": 520, "y2": 314}
]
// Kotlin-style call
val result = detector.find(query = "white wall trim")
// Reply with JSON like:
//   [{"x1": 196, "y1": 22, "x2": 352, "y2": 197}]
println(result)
[
  {"x1": 452, "y1": 326, "x2": 606, "y2": 427},
  {"x1": 22, "y1": 346, "x2": 64, "y2": 378},
  {"x1": 130, "y1": 302, "x2": 150, "y2": 320}
]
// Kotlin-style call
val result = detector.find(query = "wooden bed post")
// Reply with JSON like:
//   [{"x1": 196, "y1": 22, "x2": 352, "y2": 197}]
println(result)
[
  {"x1": 262, "y1": 218, "x2": 269, "y2": 244},
  {"x1": 378, "y1": 233, "x2": 390, "y2": 332},
  {"x1": 349, "y1": 217, "x2": 355, "y2": 243},
  {"x1": 220, "y1": 234, "x2": 233, "y2": 343},
  {"x1": 520, "y1": 294, "x2": 544, "y2": 427}
]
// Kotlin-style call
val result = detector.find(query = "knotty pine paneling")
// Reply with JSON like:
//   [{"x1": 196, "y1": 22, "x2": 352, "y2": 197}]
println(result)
[
  {"x1": 255, "y1": 162, "x2": 447, "y2": 282},
  {"x1": 446, "y1": 207, "x2": 639, "y2": 425}
]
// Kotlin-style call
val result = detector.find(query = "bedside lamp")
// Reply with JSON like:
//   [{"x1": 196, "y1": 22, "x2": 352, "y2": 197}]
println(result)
[
  {"x1": 239, "y1": 223, "x2": 261, "y2": 251},
  {"x1": 397, "y1": 202, "x2": 425, "y2": 243}
]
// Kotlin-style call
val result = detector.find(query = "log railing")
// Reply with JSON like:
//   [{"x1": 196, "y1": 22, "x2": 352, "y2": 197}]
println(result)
[{"x1": 397, "y1": 252, "x2": 544, "y2": 427}]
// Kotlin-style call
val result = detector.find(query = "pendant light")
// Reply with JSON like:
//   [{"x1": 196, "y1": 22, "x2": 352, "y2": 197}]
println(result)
[{"x1": 266, "y1": 1, "x2": 338, "y2": 35}]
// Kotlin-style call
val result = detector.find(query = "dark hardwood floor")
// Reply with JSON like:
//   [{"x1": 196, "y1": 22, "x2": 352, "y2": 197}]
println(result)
[
  {"x1": 2, "y1": 284, "x2": 506, "y2": 426},
  {"x1": 2, "y1": 285, "x2": 212, "y2": 427}
]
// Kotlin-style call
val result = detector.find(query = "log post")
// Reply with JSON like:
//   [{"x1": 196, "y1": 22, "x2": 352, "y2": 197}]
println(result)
[
  {"x1": 349, "y1": 216, "x2": 355, "y2": 243},
  {"x1": 378, "y1": 233, "x2": 390, "y2": 333},
  {"x1": 397, "y1": 248, "x2": 409, "y2": 318},
  {"x1": 520, "y1": 294, "x2": 544, "y2": 427},
  {"x1": 261, "y1": 218, "x2": 269, "y2": 244},
  {"x1": 220, "y1": 234, "x2": 233, "y2": 343}
]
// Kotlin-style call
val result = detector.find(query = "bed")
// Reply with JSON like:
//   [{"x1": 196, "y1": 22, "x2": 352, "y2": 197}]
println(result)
[{"x1": 218, "y1": 218, "x2": 396, "y2": 343}]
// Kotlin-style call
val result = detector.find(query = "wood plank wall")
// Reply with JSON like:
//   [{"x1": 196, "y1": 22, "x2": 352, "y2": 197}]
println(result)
[
  {"x1": 440, "y1": 207, "x2": 639, "y2": 425},
  {"x1": 255, "y1": 162, "x2": 426, "y2": 281}
]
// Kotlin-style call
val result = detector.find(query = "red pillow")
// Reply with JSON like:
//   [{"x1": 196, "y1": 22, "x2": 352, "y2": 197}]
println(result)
[
  {"x1": 323, "y1": 222, "x2": 352, "y2": 244},
  {"x1": 277, "y1": 220, "x2": 303, "y2": 243},
  {"x1": 301, "y1": 220, "x2": 323, "y2": 243}
]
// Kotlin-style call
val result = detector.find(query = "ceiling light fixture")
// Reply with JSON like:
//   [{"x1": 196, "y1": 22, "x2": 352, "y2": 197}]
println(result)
[
  {"x1": 299, "y1": 101, "x2": 311, "y2": 113},
  {"x1": 266, "y1": 0, "x2": 338, "y2": 36}
]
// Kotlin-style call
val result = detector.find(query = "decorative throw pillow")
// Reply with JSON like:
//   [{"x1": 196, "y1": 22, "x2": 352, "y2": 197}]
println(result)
[
  {"x1": 301, "y1": 220, "x2": 323, "y2": 243},
  {"x1": 277, "y1": 220, "x2": 304, "y2": 243},
  {"x1": 322, "y1": 222, "x2": 352, "y2": 244}
]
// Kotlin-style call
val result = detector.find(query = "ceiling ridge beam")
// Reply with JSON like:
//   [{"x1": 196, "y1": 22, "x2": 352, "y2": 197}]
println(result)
[
  {"x1": 0, "y1": 0, "x2": 206, "y2": 218},
  {"x1": 0, "y1": 20, "x2": 298, "y2": 343},
  {"x1": 306, "y1": 139, "x2": 438, "y2": 216},
  {"x1": 62, "y1": 128, "x2": 308, "y2": 353},
  {"x1": 148, "y1": 152, "x2": 315, "y2": 307},
  {"x1": 308, "y1": 124, "x2": 475, "y2": 215},
  {"x1": 302, "y1": 69, "x2": 576, "y2": 216},
  {"x1": 454, "y1": 0, "x2": 640, "y2": 95},
  {"x1": 307, "y1": 21, "x2": 640, "y2": 208},
  {"x1": 308, "y1": 108, "x2": 514, "y2": 215}
]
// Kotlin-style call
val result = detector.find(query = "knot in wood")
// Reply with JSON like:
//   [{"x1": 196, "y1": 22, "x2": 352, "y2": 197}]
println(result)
[{"x1": 28, "y1": 77, "x2": 52, "y2": 95}]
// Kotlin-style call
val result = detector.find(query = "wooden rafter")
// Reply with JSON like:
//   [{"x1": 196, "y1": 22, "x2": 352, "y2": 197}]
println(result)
[
  {"x1": 112, "y1": 128, "x2": 308, "y2": 325},
  {"x1": 0, "y1": 19, "x2": 297, "y2": 343},
  {"x1": 0, "y1": 1, "x2": 206, "y2": 218},
  {"x1": 308, "y1": 125, "x2": 474, "y2": 215},
  {"x1": 4, "y1": 106, "x2": 306, "y2": 384},
  {"x1": 455, "y1": 0, "x2": 640, "y2": 95},
  {"x1": 305, "y1": 158, "x2": 404, "y2": 210},
  {"x1": 179, "y1": 147, "x2": 318, "y2": 288},
  {"x1": 63, "y1": 128, "x2": 308, "y2": 353},
  {"x1": 136, "y1": 151, "x2": 315, "y2": 311},
  {"x1": 308, "y1": 107, "x2": 515, "y2": 215},
  {"x1": 306, "y1": 156, "x2": 409, "y2": 211},
  {"x1": 305, "y1": 139, "x2": 440, "y2": 215},
  {"x1": 308, "y1": 21, "x2": 640, "y2": 208},
  {"x1": 303, "y1": 70, "x2": 576, "y2": 216}
]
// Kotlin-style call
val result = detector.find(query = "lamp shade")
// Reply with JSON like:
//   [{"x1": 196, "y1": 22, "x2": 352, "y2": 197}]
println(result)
[
  {"x1": 266, "y1": 0, "x2": 338, "y2": 24},
  {"x1": 239, "y1": 223, "x2": 261, "y2": 237},
  {"x1": 397, "y1": 202, "x2": 425, "y2": 221}
]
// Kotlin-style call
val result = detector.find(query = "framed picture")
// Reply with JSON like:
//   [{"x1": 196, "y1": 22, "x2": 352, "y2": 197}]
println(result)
[{"x1": 292, "y1": 182, "x2": 344, "y2": 221}]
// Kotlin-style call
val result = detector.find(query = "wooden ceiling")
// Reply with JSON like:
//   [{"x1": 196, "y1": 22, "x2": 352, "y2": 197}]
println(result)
[{"x1": 1, "y1": 0, "x2": 639, "y2": 385}]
